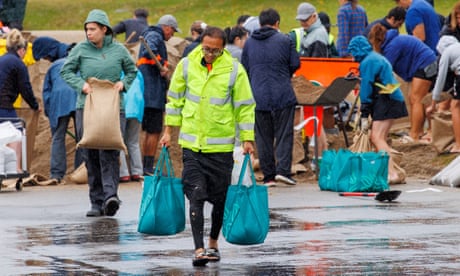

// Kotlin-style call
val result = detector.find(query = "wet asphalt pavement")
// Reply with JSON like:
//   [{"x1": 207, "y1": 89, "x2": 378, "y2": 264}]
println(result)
[{"x1": 1, "y1": 178, "x2": 459, "y2": 275}]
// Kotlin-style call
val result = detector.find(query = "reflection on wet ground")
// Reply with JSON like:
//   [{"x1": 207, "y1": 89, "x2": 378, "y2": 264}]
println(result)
[{"x1": 4, "y1": 201, "x2": 460, "y2": 275}]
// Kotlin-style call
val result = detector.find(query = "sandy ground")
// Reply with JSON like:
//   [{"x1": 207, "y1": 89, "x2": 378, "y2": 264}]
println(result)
[{"x1": 29, "y1": 118, "x2": 454, "y2": 185}]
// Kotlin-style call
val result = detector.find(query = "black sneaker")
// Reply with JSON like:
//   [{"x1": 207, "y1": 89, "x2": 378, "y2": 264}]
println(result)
[
  {"x1": 104, "y1": 197, "x2": 120, "y2": 216},
  {"x1": 86, "y1": 208, "x2": 103, "y2": 217}
]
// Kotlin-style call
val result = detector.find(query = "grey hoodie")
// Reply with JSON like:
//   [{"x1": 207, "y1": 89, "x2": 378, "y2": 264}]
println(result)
[
  {"x1": 299, "y1": 17, "x2": 329, "y2": 57},
  {"x1": 432, "y1": 36, "x2": 460, "y2": 101}
]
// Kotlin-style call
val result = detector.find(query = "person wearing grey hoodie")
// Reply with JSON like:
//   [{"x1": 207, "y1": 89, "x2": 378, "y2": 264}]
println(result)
[
  {"x1": 428, "y1": 36, "x2": 460, "y2": 153},
  {"x1": 290, "y1": 2, "x2": 329, "y2": 57},
  {"x1": 61, "y1": 9, "x2": 137, "y2": 217}
]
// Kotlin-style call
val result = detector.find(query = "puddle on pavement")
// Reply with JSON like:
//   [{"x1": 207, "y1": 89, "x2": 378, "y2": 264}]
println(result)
[{"x1": 8, "y1": 206, "x2": 460, "y2": 275}]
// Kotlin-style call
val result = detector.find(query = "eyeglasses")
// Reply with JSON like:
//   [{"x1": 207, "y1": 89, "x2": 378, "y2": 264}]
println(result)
[{"x1": 202, "y1": 46, "x2": 223, "y2": 56}]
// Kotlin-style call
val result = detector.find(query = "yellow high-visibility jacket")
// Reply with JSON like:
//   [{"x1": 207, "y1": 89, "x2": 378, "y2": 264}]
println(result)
[{"x1": 165, "y1": 45, "x2": 255, "y2": 153}]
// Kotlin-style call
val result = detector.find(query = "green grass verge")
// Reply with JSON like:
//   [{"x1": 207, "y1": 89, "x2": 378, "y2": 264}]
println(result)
[{"x1": 25, "y1": 0, "x2": 457, "y2": 38}]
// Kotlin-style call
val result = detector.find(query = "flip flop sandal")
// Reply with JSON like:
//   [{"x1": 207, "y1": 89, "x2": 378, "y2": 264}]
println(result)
[
  {"x1": 206, "y1": 248, "x2": 221, "y2": 262},
  {"x1": 398, "y1": 135, "x2": 415, "y2": 144},
  {"x1": 192, "y1": 252, "x2": 209, "y2": 267}
]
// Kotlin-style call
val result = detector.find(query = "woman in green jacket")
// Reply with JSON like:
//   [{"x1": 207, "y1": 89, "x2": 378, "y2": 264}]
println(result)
[{"x1": 61, "y1": 9, "x2": 137, "y2": 217}]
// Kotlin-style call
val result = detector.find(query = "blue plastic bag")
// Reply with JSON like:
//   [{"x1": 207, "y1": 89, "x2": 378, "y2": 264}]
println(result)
[
  {"x1": 223, "y1": 153, "x2": 269, "y2": 245},
  {"x1": 319, "y1": 149, "x2": 389, "y2": 192},
  {"x1": 137, "y1": 147, "x2": 185, "y2": 235}
]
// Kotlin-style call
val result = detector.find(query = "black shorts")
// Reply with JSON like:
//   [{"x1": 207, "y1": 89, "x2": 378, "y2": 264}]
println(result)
[
  {"x1": 372, "y1": 94, "x2": 408, "y2": 121},
  {"x1": 141, "y1": 107, "x2": 163, "y2": 134},
  {"x1": 413, "y1": 61, "x2": 437, "y2": 83},
  {"x1": 181, "y1": 149, "x2": 233, "y2": 202}
]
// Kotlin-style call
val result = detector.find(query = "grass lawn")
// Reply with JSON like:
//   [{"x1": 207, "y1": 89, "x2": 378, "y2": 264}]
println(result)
[{"x1": 24, "y1": 0, "x2": 458, "y2": 38}]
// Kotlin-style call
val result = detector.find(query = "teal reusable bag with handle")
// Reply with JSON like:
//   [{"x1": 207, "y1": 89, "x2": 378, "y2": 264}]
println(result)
[
  {"x1": 223, "y1": 153, "x2": 269, "y2": 245},
  {"x1": 319, "y1": 149, "x2": 389, "y2": 192},
  {"x1": 137, "y1": 147, "x2": 185, "y2": 235}
]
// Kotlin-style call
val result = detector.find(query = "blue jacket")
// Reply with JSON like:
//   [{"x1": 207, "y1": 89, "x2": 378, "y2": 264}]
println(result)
[
  {"x1": 405, "y1": 0, "x2": 441, "y2": 52},
  {"x1": 362, "y1": 18, "x2": 393, "y2": 38},
  {"x1": 43, "y1": 58, "x2": 77, "y2": 129},
  {"x1": 124, "y1": 71, "x2": 144, "y2": 122},
  {"x1": 241, "y1": 26, "x2": 300, "y2": 111},
  {"x1": 0, "y1": 51, "x2": 39, "y2": 110},
  {"x1": 32, "y1": 37, "x2": 70, "y2": 61},
  {"x1": 138, "y1": 25, "x2": 168, "y2": 110},
  {"x1": 381, "y1": 30, "x2": 436, "y2": 82},
  {"x1": 112, "y1": 18, "x2": 148, "y2": 43},
  {"x1": 348, "y1": 36, "x2": 404, "y2": 118}
]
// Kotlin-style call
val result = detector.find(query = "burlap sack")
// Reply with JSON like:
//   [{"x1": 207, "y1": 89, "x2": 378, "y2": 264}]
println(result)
[
  {"x1": 292, "y1": 107, "x2": 306, "y2": 165},
  {"x1": 292, "y1": 130, "x2": 305, "y2": 164},
  {"x1": 125, "y1": 41, "x2": 140, "y2": 62},
  {"x1": 431, "y1": 111, "x2": 454, "y2": 154},
  {"x1": 349, "y1": 131, "x2": 373, "y2": 153},
  {"x1": 77, "y1": 78, "x2": 127, "y2": 152},
  {"x1": 69, "y1": 162, "x2": 88, "y2": 184},
  {"x1": 388, "y1": 149, "x2": 406, "y2": 184},
  {"x1": 22, "y1": 173, "x2": 59, "y2": 186}
]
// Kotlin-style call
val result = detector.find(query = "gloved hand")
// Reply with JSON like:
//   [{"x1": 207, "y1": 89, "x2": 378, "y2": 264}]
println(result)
[{"x1": 361, "y1": 118, "x2": 369, "y2": 132}]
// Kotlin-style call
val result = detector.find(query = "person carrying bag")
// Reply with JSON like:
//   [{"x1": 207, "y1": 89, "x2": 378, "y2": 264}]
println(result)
[
  {"x1": 137, "y1": 146, "x2": 185, "y2": 235},
  {"x1": 223, "y1": 153, "x2": 269, "y2": 245}
]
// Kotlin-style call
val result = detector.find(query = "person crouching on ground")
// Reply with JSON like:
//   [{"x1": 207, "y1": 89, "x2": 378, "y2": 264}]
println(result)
[{"x1": 348, "y1": 35, "x2": 408, "y2": 184}]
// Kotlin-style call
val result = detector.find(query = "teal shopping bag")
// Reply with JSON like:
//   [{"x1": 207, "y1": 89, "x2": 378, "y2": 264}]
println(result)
[
  {"x1": 319, "y1": 149, "x2": 389, "y2": 192},
  {"x1": 137, "y1": 147, "x2": 185, "y2": 235},
  {"x1": 223, "y1": 153, "x2": 269, "y2": 245}
]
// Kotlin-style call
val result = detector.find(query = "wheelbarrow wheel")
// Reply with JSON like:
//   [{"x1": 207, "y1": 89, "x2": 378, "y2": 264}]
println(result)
[{"x1": 16, "y1": 179, "x2": 23, "y2": 191}]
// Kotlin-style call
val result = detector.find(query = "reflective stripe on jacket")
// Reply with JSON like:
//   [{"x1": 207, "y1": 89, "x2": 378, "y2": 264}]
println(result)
[{"x1": 292, "y1": 27, "x2": 304, "y2": 52}]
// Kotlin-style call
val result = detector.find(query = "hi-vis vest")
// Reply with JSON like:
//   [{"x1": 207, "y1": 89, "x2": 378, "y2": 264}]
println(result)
[
  {"x1": 292, "y1": 27, "x2": 305, "y2": 53},
  {"x1": 292, "y1": 27, "x2": 335, "y2": 55}
]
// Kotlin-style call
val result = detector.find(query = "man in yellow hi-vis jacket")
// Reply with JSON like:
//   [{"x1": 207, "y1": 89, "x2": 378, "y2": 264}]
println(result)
[{"x1": 160, "y1": 26, "x2": 255, "y2": 267}]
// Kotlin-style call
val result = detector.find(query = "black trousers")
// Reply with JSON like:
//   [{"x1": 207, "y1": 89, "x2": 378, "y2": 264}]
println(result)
[
  {"x1": 76, "y1": 109, "x2": 125, "y2": 210},
  {"x1": 255, "y1": 106, "x2": 295, "y2": 182}
]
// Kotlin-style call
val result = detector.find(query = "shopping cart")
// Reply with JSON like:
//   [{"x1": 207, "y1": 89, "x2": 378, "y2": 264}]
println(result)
[{"x1": 0, "y1": 118, "x2": 29, "y2": 191}]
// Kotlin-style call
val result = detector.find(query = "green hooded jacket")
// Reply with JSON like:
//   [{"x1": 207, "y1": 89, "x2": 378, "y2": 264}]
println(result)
[{"x1": 60, "y1": 9, "x2": 137, "y2": 109}]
